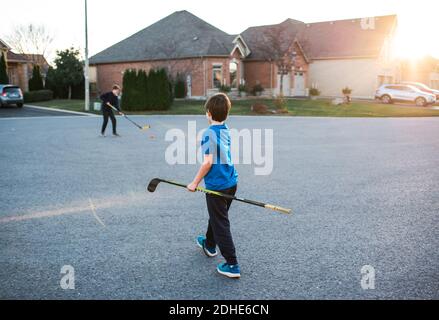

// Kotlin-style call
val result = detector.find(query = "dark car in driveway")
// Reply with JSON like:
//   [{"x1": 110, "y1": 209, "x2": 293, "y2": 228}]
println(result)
[{"x1": 0, "y1": 85, "x2": 24, "y2": 108}]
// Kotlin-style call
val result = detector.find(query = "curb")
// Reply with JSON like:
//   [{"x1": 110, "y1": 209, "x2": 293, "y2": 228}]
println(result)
[{"x1": 25, "y1": 105, "x2": 98, "y2": 117}]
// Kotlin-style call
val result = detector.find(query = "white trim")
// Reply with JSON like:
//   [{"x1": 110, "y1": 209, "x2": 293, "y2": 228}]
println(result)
[
  {"x1": 0, "y1": 39, "x2": 11, "y2": 50},
  {"x1": 231, "y1": 45, "x2": 245, "y2": 58},
  {"x1": 232, "y1": 35, "x2": 251, "y2": 57},
  {"x1": 25, "y1": 105, "x2": 98, "y2": 116}
]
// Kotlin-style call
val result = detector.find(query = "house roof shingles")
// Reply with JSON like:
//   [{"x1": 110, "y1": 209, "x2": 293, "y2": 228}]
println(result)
[
  {"x1": 6, "y1": 51, "x2": 28, "y2": 63},
  {"x1": 90, "y1": 11, "x2": 397, "y2": 65},
  {"x1": 241, "y1": 19, "x2": 305, "y2": 60},
  {"x1": 90, "y1": 10, "x2": 235, "y2": 64},
  {"x1": 296, "y1": 15, "x2": 397, "y2": 60}
]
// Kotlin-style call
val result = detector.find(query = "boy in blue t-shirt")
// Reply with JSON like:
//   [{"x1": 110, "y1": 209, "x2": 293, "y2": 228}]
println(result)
[{"x1": 187, "y1": 93, "x2": 240, "y2": 278}]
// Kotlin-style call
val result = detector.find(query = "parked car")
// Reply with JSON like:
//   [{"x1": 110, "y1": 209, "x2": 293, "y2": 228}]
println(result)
[
  {"x1": 0, "y1": 85, "x2": 24, "y2": 108},
  {"x1": 375, "y1": 84, "x2": 436, "y2": 107},
  {"x1": 401, "y1": 81, "x2": 439, "y2": 101}
]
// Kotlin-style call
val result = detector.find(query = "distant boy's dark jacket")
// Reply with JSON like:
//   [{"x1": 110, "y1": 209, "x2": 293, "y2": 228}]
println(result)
[{"x1": 100, "y1": 92, "x2": 120, "y2": 111}]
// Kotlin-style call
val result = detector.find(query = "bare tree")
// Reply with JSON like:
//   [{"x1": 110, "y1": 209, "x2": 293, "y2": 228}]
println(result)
[
  {"x1": 146, "y1": 39, "x2": 205, "y2": 97},
  {"x1": 256, "y1": 24, "x2": 298, "y2": 95},
  {"x1": 151, "y1": 39, "x2": 203, "y2": 79},
  {"x1": 7, "y1": 24, "x2": 54, "y2": 62}
]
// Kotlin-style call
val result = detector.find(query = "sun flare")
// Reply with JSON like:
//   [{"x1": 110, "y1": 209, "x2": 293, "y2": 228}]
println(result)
[{"x1": 392, "y1": 5, "x2": 439, "y2": 60}]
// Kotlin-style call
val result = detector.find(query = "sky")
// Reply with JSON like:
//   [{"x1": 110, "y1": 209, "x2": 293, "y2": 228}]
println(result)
[{"x1": 1, "y1": 0, "x2": 439, "y2": 62}]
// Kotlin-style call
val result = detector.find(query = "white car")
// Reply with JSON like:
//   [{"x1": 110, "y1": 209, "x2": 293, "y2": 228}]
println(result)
[
  {"x1": 401, "y1": 81, "x2": 439, "y2": 101},
  {"x1": 375, "y1": 84, "x2": 436, "y2": 107}
]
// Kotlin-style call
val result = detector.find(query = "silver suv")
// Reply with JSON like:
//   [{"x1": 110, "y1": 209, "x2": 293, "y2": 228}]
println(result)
[
  {"x1": 0, "y1": 85, "x2": 24, "y2": 108},
  {"x1": 375, "y1": 84, "x2": 436, "y2": 107}
]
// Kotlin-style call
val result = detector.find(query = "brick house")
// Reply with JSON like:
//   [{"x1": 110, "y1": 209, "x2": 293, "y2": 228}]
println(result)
[
  {"x1": 1, "y1": 39, "x2": 29, "y2": 91},
  {"x1": 0, "y1": 39, "x2": 50, "y2": 92},
  {"x1": 90, "y1": 10, "x2": 398, "y2": 99}
]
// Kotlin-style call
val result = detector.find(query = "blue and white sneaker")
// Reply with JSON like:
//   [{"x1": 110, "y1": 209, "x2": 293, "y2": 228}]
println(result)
[
  {"x1": 217, "y1": 262, "x2": 241, "y2": 279},
  {"x1": 196, "y1": 235, "x2": 217, "y2": 257}
]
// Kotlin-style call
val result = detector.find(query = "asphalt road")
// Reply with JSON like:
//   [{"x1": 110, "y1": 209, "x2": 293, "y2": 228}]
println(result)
[
  {"x1": 0, "y1": 105, "x2": 85, "y2": 118},
  {"x1": 0, "y1": 115, "x2": 438, "y2": 299}
]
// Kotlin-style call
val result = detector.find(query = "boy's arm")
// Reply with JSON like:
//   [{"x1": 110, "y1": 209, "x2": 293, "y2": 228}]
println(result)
[{"x1": 187, "y1": 154, "x2": 213, "y2": 192}]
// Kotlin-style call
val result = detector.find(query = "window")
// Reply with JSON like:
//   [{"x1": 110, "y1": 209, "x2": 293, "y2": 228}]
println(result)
[
  {"x1": 378, "y1": 76, "x2": 394, "y2": 86},
  {"x1": 229, "y1": 62, "x2": 238, "y2": 88},
  {"x1": 212, "y1": 65, "x2": 222, "y2": 89},
  {"x1": 8, "y1": 70, "x2": 16, "y2": 85}
]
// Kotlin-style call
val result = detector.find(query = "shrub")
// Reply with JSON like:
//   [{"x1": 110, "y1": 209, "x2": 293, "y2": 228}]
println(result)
[
  {"x1": 251, "y1": 103, "x2": 268, "y2": 114},
  {"x1": 309, "y1": 87, "x2": 320, "y2": 96},
  {"x1": 274, "y1": 94, "x2": 287, "y2": 110},
  {"x1": 251, "y1": 84, "x2": 264, "y2": 96},
  {"x1": 121, "y1": 68, "x2": 172, "y2": 111},
  {"x1": 24, "y1": 90, "x2": 53, "y2": 103},
  {"x1": 138, "y1": 69, "x2": 149, "y2": 109},
  {"x1": 146, "y1": 68, "x2": 172, "y2": 110},
  {"x1": 238, "y1": 84, "x2": 247, "y2": 93},
  {"x1": 155, "y1": 68, "x2": 173, "y2": 110},
  {"x1": 219, "y1": 84, "x2": 231, "y2": 93},
  {"x1": 121, "y1": 69, "x2": 136, "y2": 110},
  {"x1": 0, "y1": 52, "x2": 9, "y2": 84},
  {"x1": 342, "y1": 87, "x2": 352, "y2": 95},
  {"x1": 29, "y1": 65, "x2": 44, "y2": 91}
]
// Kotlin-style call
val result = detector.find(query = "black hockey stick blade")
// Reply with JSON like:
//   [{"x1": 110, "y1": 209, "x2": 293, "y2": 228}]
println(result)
[{"x1": 147, "y1": 178, "x2": 163, "y2": 193}]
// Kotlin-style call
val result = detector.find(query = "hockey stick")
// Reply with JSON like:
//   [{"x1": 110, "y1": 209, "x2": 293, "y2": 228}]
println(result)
[
  {"x1": 108, "y1": 104, "x2": 150, "y2": 130},
  {"x1": 147, "y1": 178, "x2": 292, "y2": 214}
]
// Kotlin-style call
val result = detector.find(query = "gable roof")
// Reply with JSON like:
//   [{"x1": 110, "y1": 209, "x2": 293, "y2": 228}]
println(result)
[
  {"x1": 90, "y1": 12, "x2": 397, "y2": 65},
  {"x1": 6, "y1": 51, "x2": 28, "y2": 63},
  {"x1": 241, "y1": 19, "x2": 305, "y2": 60},
  {"x1": 90, "y1": 10, "x2": 236, "y2": 65},
  {"x1": 296, "y1": 15, "x2": 397, "y2": 59},
  {"x1": 241, "y1": 15, "x2": 396, "y2": 61}
]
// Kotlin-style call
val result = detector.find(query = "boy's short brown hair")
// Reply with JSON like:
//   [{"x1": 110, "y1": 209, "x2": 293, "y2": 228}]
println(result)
[
  {"x1": 112, "y1": 84, "x2": 121, "y2": 91},
  {"x1": 204, "y1": 93, "x2": 231, "y2": 122}
]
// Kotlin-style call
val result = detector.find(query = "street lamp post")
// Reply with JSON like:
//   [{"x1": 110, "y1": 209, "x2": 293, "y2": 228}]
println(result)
[{"x1": 84, "y1": 0, "x2": 90, "y2": 111}]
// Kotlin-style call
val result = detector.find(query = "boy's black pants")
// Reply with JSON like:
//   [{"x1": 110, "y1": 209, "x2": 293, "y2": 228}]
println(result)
[
  {"x1": 101, "y1": 107, "x2": 117, "y2": 134},
  {"x1": 205, "y1": 185, "x2": 238, "y2": 265}
]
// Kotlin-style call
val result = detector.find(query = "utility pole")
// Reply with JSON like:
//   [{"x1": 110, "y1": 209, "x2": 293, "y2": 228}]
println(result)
[{"x1": 84, "y1": 0, "x2": 90, "y2": 111}]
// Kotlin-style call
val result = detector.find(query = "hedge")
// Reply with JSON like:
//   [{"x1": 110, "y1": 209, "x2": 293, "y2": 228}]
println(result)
[
  {"x1": 29, "y1": 65, "x2": 44, "y2": 91},
  {"x1": 122, "y1": 68, "x2": 173, "y2": 111},
  {"x1": 24, "y1": 90, "x2": 53, "y2": 103}
]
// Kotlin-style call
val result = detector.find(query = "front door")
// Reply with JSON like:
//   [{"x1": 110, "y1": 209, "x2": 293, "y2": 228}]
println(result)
[
  {"x1": 277, "y1": 73, "x2": 290, "y2": 96},
  {"x1": 293, "y1": 72, "x2": 306, "y2": 96}
]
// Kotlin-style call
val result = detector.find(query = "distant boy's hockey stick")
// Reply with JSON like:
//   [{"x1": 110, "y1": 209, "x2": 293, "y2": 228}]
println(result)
[
  {"x1": 107, "y1": 104, "x2": 150, "y2": 130},
  {"x1": 147, "y1": 178, "x2": 292, "y2": 214}
]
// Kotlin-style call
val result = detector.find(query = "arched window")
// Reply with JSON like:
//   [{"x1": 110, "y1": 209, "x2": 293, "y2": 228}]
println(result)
[{"x1": 229, "y1": 61, "x2": 238, "y2": 88}]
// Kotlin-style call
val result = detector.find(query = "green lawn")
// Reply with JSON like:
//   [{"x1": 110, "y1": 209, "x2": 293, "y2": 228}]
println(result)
[{"x1": 30, "y1": 98, "x2": 439, "y2": 117}]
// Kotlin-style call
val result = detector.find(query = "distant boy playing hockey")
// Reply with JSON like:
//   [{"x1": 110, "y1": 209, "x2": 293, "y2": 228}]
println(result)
[{"x1": 100, "y1": 85, "x2": 122, "y2": 137}]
